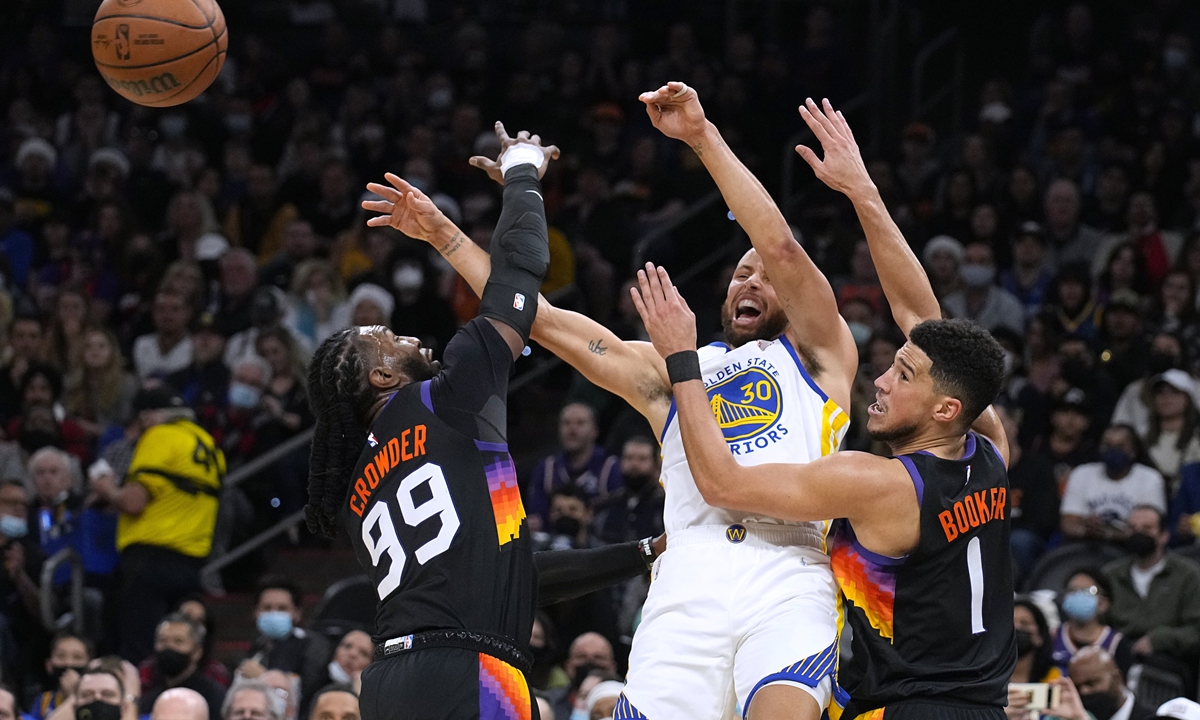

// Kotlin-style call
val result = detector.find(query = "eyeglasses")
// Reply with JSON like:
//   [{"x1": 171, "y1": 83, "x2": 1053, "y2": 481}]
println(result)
[{"x1": 1070, "y1": 585, "x2": 1099, "y2": 596}]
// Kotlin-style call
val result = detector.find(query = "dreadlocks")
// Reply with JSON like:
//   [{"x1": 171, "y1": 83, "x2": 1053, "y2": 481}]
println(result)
[{"x1": 305, "y1": 328, "x2": 379, "y2": 538}]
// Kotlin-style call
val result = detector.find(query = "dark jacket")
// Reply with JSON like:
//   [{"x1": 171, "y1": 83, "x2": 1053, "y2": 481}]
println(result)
[
  {"x1": 1104, "y1": 553, "x2": 1200, "y2": 658},
  {"x1": 246, "y1": 628, "x2": 331, "y2": 700},
  {"x1": 138, "y1": 666, "x2": 227, "y2": 720}
]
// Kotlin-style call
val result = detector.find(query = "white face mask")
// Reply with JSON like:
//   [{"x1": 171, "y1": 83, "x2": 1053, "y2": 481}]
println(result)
[{"x1": 327, "y1": 659, "x2": 351, "y2": 684}]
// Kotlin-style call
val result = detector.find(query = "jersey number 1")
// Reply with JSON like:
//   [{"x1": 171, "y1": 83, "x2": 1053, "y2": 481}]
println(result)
[
  {"x1": 361, "y1": 463, "x2": 461, "y2": 600},
  {"x1": 967, "y1": 536, "x2": 985, "y2": 634}
]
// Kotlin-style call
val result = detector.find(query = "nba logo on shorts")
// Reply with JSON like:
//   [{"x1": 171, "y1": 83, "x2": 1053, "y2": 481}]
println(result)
[
  {"x1": 367, "y1": 433, "x2": 378, "y2": 448},
  {"x1": 726, "y1": 524, "x2": 747, "y2": 543},
  {"x1": 513, "y1": 293, "x2": 526, "y2": 311}
]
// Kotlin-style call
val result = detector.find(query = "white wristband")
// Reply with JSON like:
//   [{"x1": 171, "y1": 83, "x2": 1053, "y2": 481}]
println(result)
[{"x1": 499, "y1": 145, "x2": 543, "y2": 174}]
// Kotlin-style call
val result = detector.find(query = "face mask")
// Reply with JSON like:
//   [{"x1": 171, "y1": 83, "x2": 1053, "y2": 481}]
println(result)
[
  {"x1": 960, "y1": 263, "x2": 996, "y2": 288},
  {"x1": 225, "y1": 114, "x2": 253, "y2": 134},
  {"x1": 846, "y1": 321, "x2": 872, "y2": 346},
  {"x1": 228, "y1": 382, "x2": 261, "y2": 409},
  {"x1": 623, "y1": 473, "x2": 653, "y2": 494},
  {"x1": 568, "y1": 711, "x2": 588, "y2": 720},
  {"x1": 75, "y1": 700, "x2": 122, "y2": 720},
  {"x1": 553, "y1": 516, "x2": 582, "y2": 538},
  {"x1": 156, "y1": 648, "x2": 192, "y2": 677},
  {"x1": 327, "y1": 659, "x2": 351, "y2": 684},
  {"x1": 51, "y1": 664, "x2": 87, "y2": 683},
  {"x1": 1079, "y1": 691, "x2": 1124, "y2": 720},
  {"x1": 393, "y1": 265, "x2": 424, "y2": 293},
  {"x1": 1126, "y1": 532, "x2": 1158, "y2": 558},
  {"x1": 18, "y1": 431, "x2": 60, "y2": 453},
  {"x1": 1014, "y1": 629, "x2": 1037, "y2": 657},
  {"x1": 1148, "y1": 351, "x2": 1178, "y2": 374},
  {"x1": 1061, "y1": 357, "x2": 1091, "y2": 385},
  {"x1": 1164, "y1": 47, "x2": 1189, "y2": 71},
  {"x1": 0, "y1": 514, "x2": 27, "y2": 538},
  {"x1": 1101, "y1": 447, "x2": 1133, "y2": 475},
  {"x1": 1062, "y1": 590, "x2": 1099, "y2": 622},
  {"x1": 257, "y1": 610, "x2": 293, "y2": 639}
]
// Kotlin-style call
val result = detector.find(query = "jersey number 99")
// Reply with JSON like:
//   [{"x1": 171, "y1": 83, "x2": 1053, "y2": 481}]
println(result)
[{"x1": 361, "y1": 463, "x2": 461, "y2": 599}]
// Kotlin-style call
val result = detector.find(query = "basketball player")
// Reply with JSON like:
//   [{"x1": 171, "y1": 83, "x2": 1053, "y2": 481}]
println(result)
[
  {"x1": 628, "y1": 99, "x2": 1016, "y2": 720},
  {"x1": 364, "y1": 85, "x2": 856, "y2": 720},
  {"x1": 304, "y1": 129, "x2": 559, "y2": 719}
]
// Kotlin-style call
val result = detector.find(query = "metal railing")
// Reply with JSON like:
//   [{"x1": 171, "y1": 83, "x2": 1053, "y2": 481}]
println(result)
[
  {"x1": 631, "y1": 189, "x2": 725, "y2": 271},
  {"x1": 40, "y1": 549, "x2": 84, "y2": 633},
  {"x1": 911, "y1": 27, "x2": 965, "y2": 129}
]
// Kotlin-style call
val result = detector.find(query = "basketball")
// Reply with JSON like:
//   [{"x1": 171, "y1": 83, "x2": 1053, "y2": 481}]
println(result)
[{"x1": 91, "y1": 0, "x2": 227, "y2": 107}]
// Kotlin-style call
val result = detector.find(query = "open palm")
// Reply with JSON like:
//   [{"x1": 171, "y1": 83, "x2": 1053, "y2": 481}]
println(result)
[{"x1": 362, "y1": 173, "x2": 448, "y2": 243}]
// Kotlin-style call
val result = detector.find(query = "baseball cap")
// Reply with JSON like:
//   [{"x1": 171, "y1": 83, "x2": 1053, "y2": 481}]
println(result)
[
  {"x1": 1015, "y1": 221, "x2": 1045, "y2": 243},
  {"x1": 1106, "y1": 289, "x2": 1142, "y2": 313},
  {"x1": 1152, "y1": 369, "x2": 1197, "y2": 398},
  {"x1": 132, "y1": 385, "x2": 185, "y2": 413},
  {"x1": 1052, "y1": 387, "x2": 1092, "y2": 414},
  {"x1": 1158, "y1": 698, "x2": 1200, "y2": 720}
]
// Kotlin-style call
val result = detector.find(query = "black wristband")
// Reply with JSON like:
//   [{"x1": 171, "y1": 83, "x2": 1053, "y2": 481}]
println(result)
[
  {"x1": 665, "y1": 350, "x2": 701, "y2": 384},
  {"x1": 637, "y1": 537, "x2": 656, "y2": 570}
]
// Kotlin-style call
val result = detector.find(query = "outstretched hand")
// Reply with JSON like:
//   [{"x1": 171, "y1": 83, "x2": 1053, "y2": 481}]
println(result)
[
  {"x1": 629, "y1": 263, "x2": 697, "y2": 359},
  {"x1": 362, "y1": 173, "x2": 450, "y2": 243},
  {"x1": 638, "y1": 81, "x2": 709, "y2": 144},
  {"x1": 468, "y1": 121, "x2": 560, "y2": 184},
  {"x1": 795, "y1": 98, "x2": 874, "y2": 198}
]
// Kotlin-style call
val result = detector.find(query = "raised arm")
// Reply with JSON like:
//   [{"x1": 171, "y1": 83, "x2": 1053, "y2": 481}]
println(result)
[
  {"x1": 363, "y1": 127, "x2": 673, "y2": 434},
  {"x1": 795, "y1": 98, "x2": 940, "y2": 336},
  {"x1": 639, "y1": 82, "x2": 857, "y2": 395},
  {"x1": 629, "y1": 262, "x2": 920, "y2": 555},
  {"x1": 795, "y1": 99, "x2": 1009, "y2": 464}
]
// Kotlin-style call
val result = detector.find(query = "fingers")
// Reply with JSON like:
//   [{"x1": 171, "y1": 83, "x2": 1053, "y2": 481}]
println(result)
[
  {"x1": 801, "y1": 98, "x2": 840, "y2": 143},
  {"x1": 837, "y1": 110, "x2": 857, "y2": 144},
  {"x1": 629, "y1": 285, "x2": 650, "y2": 322},
  {"x1": 493, "y1": 121, "x2": 512, "y2": 142},
  {"x1": 795, "y1": 144, "x2": 822, "y2": 170},
  {"x1": 468, "y1": 156, "x2": 498, "y2": 169},
  {"x1": 636, "y1": 267, "x2": 659, "y2": 314},
  {"x1": 797, "y1": 104, "x2": 832, "y2": 146},
  {"x1": 643, "y1": 262, "x2": 668, "y2": 304},
  {"x1": 383, "y1": 172, "x2": 417, "y2": 196},
  {"x1": 516, "y1": 129, "x2": 530, "y2": 141},
  {"x1": 367, "y1": 181, "x2": 402, "y2": 202},
  {"x1": 365, "y1": 216, "x2": 392, "y2": 227},
  {"x1": 546, "y1": 144, "x2": 561, "y2": 160},
  {"x1": 360, "y1": 199, "x2": 394, "y2": 214}
]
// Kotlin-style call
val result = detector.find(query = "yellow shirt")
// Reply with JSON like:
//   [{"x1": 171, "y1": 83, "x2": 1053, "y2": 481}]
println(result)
[{"x1": 117, "y1": 420, "x2": 225, "y2": 558}]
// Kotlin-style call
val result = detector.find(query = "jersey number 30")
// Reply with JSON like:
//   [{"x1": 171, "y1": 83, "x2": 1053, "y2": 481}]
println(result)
[{"x1": 361, "y1": 463, "x2": 461, "y2": 599}]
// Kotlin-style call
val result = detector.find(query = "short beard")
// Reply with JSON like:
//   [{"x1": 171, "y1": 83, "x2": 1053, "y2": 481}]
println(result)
[
  {"x1": 721, "y1": 304, "x2": 790, "y2": 347},
  {"x1": 400, "y1": 354, "x2": 437, "y2": 383},
  {"x1": 867, "y1": 420, "x2": 921, "y2": 445}
]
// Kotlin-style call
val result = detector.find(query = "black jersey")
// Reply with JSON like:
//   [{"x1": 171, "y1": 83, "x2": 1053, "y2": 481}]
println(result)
[
  {"x1": 342, "y1": 317, "x2": 534, "y2": 651},
  {"x1": 830, "y1": 432, "x2": 1016, "y2": 717}
]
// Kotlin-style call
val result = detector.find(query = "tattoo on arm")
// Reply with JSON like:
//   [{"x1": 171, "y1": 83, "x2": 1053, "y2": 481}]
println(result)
[
  {"x1": 438, "y1": 231, "x2": 465, "y2": 257},
  {"x1": 588, "y1": 339, "x2": 608, "y2": 355},
  {"x1": 690, "y1": 140, "x2": 727, "y2": 159}
]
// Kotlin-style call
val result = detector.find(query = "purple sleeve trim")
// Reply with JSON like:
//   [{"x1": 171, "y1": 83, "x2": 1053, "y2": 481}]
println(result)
[
  {"x1": 474, "y1": 440, "x2": 508, "y2": 452},
  {"x1": 897, "y1": 455, "x2": 925, "y2": 506},
  {"x1": 419, "y1": 380, "x2": 433, "y2": 412}
]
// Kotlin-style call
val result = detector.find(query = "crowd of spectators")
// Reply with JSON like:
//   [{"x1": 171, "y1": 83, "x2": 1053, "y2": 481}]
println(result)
[{"x1": 3, "y1": 0, "x2": 1200, "y2": 717}]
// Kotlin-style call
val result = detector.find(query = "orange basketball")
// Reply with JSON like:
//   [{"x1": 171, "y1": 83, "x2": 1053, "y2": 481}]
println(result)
[{"x1": 91, "y1": 0, "x2": 228, "y2": 107}]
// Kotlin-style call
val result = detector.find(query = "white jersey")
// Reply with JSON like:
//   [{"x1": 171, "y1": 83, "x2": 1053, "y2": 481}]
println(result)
[{"x1": 658, "y1": 336, "x2": 849, "y2": 534}]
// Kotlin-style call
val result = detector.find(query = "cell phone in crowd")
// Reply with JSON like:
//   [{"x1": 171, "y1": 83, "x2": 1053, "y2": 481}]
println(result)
[{"x1": 1010, "y1": 683, "x2": 1061, "y2": 711}]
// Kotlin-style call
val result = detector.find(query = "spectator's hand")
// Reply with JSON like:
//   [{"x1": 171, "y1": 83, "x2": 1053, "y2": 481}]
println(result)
[
  {"x1": 1132, "y1": 636, "x2": 1154, "y2": 656},
  {"x1": 795, "y1": 98, "x2": 875, "y2": 199},
  {"x1": 638, "y1": 81, "x2": 709, "y2": 144},
  {"x1": 364, "y1": 174, "x2": 452, "y2": 243},
  {"x1": 629, "y1": 263, "x2": 697, "y2": 359},
  {"x1": 1084, "y1": 515, "x2": 1107, "y2": 538},
  {"x1": 262, "y1": 395, "x2": 284, "y2": 418},
  {"x1": 468, "y1": 122, "x2": 559, "y2": 183},
  {"x1": 89, "y1": 471, "x2": 117, "y2": 502},
  {"x1": 1046, "y1": 677, "x2": 1088, "y2": 720},
  {"x1": 3, "y1": 541, "x2": 24, "y2": 579},
  {"x1": 61, "y1": 667, "x2": 81, "y2": 696},
  {"x1": 1005, "y1": 686, "x2": 1031, "y2": 720},
  {"x1": 238, "y1": 659, "x2": 266, "y2": 679}
]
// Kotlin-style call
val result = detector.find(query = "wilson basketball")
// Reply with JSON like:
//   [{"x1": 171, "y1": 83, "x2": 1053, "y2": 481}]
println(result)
[{"x1": 91, "y1": 0, "x2": 227, "y2": 107}]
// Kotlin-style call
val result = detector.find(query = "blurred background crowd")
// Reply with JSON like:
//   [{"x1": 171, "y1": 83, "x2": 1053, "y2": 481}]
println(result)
[{"x1": 3, "y1": 0, "x2": 1200, "y2": 718}]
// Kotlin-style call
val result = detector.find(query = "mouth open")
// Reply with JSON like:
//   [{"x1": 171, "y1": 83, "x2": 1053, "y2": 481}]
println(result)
[
  {"x1": 734, "y1": 297, "x2": 763, "y2": 326},
  {"x1": 868, "y1": 400, "x2": 884, "y2": 417}
]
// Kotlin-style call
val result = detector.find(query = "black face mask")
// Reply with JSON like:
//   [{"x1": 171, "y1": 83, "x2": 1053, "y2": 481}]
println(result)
[
  {"x1": 156, "y1": 648, "x2": 192, "y2": 678},
  {"x1": 1147, "y1": 351, "x2": 1178, "y2": 375},
  {"x1": 1079, "y1": 691, "x2": 1124, "y2": 720},
  {"x1": 553, "y1": 516, "x2": 581, "y2": 538},
  {"x1": 623, "y1": 473, "x2": 654, "y2": 494},
  {"x1": 1126, "y1": 532, "x2": 1158, "y2": 558},
  {"x1": 51, "y1": 665, "x2": 87, "y2": 683},
  {"x1": 1061, "y1": 358, "x2": 1091, "y2": 386},
  {"x1": 75, "y1": 700, "x2": 122, "y2": 720},
  {"x1": 1014, "y1": 629, "x2": 1037, "y2": 657},
  {"x1": 530, "y1": 643, "x2": 552, "y2": 668},
  {"x1": 18, "y1": 430, "x2": 60, "y2": 454}
]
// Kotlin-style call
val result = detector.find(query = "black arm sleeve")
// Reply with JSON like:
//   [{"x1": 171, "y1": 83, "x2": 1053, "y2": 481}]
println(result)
[
  {"x1": 534, "y1": 541, "x2": 649, "y2": 606},
  {"x1": 428, "y1": 316, "x2": 512, "y2": 443},
  {"x1": 478, "y1": 164, "x2": 549, "y2": 344}
]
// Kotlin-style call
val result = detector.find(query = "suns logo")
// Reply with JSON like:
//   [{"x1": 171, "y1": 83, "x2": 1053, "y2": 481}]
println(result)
[{"x1": 706, "y1": 367, "x2": 782, "y2": 441}]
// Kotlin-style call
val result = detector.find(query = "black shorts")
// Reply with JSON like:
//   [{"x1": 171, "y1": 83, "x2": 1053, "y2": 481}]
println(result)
[
  {"x1": 868, "y1": 700, "x2": 1006, "y2": 720},
  {"x1": 360, "y1": 647, "x2": 538, "y2": 720}
]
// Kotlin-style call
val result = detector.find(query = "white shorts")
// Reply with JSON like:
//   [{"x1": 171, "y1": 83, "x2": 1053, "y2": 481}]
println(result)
[{"x1": 617, "y1": 523, "x2": 839, "y2": 720}]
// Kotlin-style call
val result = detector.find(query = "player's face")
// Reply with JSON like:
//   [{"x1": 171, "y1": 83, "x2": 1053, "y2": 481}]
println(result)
[
  {"x1": 867, "y1": 342, "x2": 935, "y2": 442},
  {"x1": 359, "y1": 326, "x2": 438, "y2": 385},
  {"x1": 721, "y1": 250, "x2": 789, "y2": 347}
]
